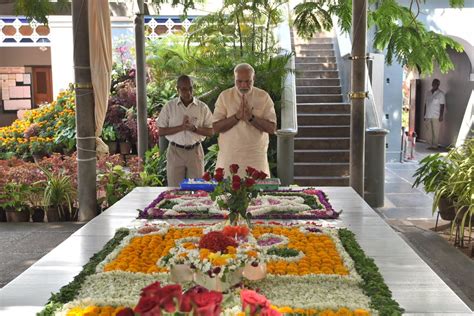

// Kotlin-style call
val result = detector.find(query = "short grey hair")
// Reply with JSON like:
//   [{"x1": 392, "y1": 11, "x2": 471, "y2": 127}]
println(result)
[{"x1": 234, "y1": 63, "x2": 255, "y2": 78}]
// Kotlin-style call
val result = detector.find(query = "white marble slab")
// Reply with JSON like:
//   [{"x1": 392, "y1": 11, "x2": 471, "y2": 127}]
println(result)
[{"x1": 0, "y1": 187, "x2": 472, "y2": 315}]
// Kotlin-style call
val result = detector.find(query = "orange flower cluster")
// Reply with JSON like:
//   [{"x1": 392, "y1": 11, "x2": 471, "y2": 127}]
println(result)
[
  {"x1": 65, "y1": 305, "x2": 126, "y2": 316},
  {"x1": 104, "y1": 227, "x2": 203, "y2": 273},
  {"x1": 252, "y1": 226, "x2": 349, "y2": 276},
  {"x1": 272, "y1": 306, "x2": 370, "y2": 316}
]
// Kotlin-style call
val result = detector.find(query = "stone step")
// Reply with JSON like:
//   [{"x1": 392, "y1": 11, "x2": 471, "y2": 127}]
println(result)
[
  {"x1": 294, "y1": 149, "x2": 350, "y2": 163},
  {"x1": 295, "y1": 63, "x2": 337, "y2": 71},
  {"x1": 294, "y1": 137, "x2": 350, "y2": 150},
  {"x1": 293, "y1": 176, "x2": 350, "y2": 186},
  {"x1": 296, "y1": 56, "x2": 336, "y2": 63},
  {"x1": 296, "y1": 70, "x2": 339, "y2": 79},
  {"x1": 292, "y1": 30, "x2": 334, "y2": 39},
  {"x1": 296, "y1": 78, "x2": 340, "y2": 86},
  {"x1": 298, "y1": 113, "x2": 350, "y2": 125},
  {"x1": 297, "y1": 102, "x2": 350, "y2": 114},
  {"x1": 294, "y1": 162, "x2": 350, "y2": 177},
  {"x1": 292, "y1": 37, "x2": 333, "y2": 45},
  {"x1": 297, "y1": 125, "x2": 350, "y2": 137},
  {"x1": 296, "y1": 86, "x2": 341, "y2": 94},
  {"x1": 297, "y1": 94, "x2": 343, "y2": 103},
  {"x1": 298, "y1": 49, "x2": 335, "y2": 57},
  {"x1": 295, "y1": 43, "x2": 334, "y2": 50}
]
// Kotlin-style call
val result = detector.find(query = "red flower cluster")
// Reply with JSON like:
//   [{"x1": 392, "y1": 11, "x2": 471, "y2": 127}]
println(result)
[
  {"x1": 245, "y1": 166, "x2": 268, "y2": 181},
  {"x1": 198, "y1": 231, "x2": 237, "y2": 253},
  {"x1": 127, "y1": 282, "x2": 223, "y2": 316},
  {"x1": 222, "y1": 225, "x2": 250, "y2": 238},
  {"x1": 202, "y1": 167, "x2": 224, "y2": 182},
  {"x1": 241, "y1": 289, "x2": 281, "y2": 316}
]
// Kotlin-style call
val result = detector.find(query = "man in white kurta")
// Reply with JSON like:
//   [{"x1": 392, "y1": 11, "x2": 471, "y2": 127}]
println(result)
[
  {"x1": 157, "y1": 75, "x2": 213, "y2": 186},
  {"x1": 212, "y1": 63, "x2": 277, "y2": 177},
  {"x1": 424, "y1": 79, "x2": 446, "y2": 149}
]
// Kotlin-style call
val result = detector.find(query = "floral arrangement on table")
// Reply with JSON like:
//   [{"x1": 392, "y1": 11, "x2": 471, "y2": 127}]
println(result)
[
  {"x1": 41, "y1": 222, "x2": 403, "y2": 316},
  {"x1": 138, "y1": 188, "x2": 339, "y2": 220},
  {"x1": 204, "y1": 164, "x2": 267, "y2": 226}
]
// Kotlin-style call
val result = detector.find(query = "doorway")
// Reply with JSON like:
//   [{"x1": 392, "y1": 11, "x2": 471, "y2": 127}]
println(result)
[{"x1": 32, "y1": 66, "x2": 53, "y2": 106}]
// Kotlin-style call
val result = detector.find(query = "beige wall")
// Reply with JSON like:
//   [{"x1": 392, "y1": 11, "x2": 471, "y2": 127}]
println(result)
[
  {"x1": 419, "y1": 49, "x2": 474, "y2": 146},
  {"x1": 0, "y1": 47, "x2": 51, "y2": 67}
]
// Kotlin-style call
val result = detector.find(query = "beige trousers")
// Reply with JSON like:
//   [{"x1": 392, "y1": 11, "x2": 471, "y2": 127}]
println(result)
[
  {"x1": 426, "y1": 118, "x2": 440, "y2": 147},
  {"x1": 166, "y1": 143, "x2": 205, "y2": 187}
]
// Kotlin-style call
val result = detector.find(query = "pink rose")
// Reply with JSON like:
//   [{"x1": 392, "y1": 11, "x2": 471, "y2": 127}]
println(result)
[{"x1": 241, "y1": 289, "x2": 270, "y2": 315}]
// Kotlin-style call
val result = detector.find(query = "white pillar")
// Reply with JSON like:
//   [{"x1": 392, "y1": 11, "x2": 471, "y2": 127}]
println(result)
[{"x1": 48, "y1": 16, "x2": 74, "y2": 97}]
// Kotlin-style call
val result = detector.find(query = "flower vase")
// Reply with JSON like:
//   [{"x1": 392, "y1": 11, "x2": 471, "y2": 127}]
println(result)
[
  {"x1": 243, "y1": 263, "x2": 267, "y2": 281},
  {"x1": 194, "y1": 268, "x2": 243, "y2": 292},
  {"x1": 170, "y1": 264, "x2": 194, "y2": 283}
]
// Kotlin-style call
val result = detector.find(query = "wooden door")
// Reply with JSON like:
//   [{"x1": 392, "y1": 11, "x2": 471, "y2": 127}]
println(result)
[{"x1": 32, "y1": 66, "x2": 53, "y2": 106}]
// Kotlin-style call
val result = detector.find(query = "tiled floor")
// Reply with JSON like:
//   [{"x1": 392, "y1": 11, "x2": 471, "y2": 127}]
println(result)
[{"x1": 0, "y1": 187, "x2": 472, "y2": 315}]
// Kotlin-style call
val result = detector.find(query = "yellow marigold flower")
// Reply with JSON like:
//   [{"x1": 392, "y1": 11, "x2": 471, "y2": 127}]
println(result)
[
  {"x1": 226, "y1": 246, "x2": 237, "y2": 254},
  {"x1": 276, "y1": 306, "x2": 293, "y2": 313},
  {"x1": 353, "y1": 309, "x2": 370, "y2": 316}
]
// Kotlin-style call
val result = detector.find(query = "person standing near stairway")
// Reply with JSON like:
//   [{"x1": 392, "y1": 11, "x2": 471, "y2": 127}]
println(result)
[
  {"x1": 212, "y1": 63, "x2": 276, "y2": 177},
  {"x1": 157, "y1": 75, "x2": 214, "y2": 187},
  {"x1": 424, "y1": 78, "x2": 446, "y2": 149}
]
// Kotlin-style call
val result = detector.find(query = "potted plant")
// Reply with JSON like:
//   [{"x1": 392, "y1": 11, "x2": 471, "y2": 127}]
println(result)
[
  {"x1": 116, "y1": 121, "x2": 132, "y2": 155},
  {"x1": 27, "y1": 181, "x2": 46, "y2": 222},
  {"x1": 40, "y1": 167, "x2": 77, "y2": 222},
  {"x1": 412, "y1": 153, "x2": 456, "y2": 223},
  {"x1": 102, "y1": 124, "x2": 118, "y2": 154},
  {"x1": 439, "y1": 138, "x2": 474, "y2": 246},
  {"x1": 0, "y1": 182, "x2": 31, "y2": 222}
]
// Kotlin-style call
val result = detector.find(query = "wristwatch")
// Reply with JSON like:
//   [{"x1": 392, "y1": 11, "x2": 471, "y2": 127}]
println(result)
[{"x1": 248, "y1": 115, "x2": 255, "y2": 123}]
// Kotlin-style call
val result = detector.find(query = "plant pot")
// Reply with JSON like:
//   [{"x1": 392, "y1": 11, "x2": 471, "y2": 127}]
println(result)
[
  {"x1": 170, "y1": 264, "x2": 194, "y2": 283},
  {"x1": 119, "y1": 142, "x2": 131, "y2": 155},
  {"x1": 6, "y1": 208, "x2": 30, "y2": 222},
  {"x1": 438, "y1": 197, "x2": 456, "y2": 221},
  {"x1": 106, "y1": 141, "x2": 118, "y2": 154},
  {"x1": 46, "y1": 207, "x2": 61, "y2": 222},
  {"x1": 0, "y1": 208, "x2": 7, "y2": 222},
  {"x1": 194, "y1": 268, "x2": 243, "y2": 292},
  {"x1": 31, "y1": 207, "x2": 45, "y2": 222},
  {"x1": 242, "y1": 263, "x2": 267, "y2": 281}
]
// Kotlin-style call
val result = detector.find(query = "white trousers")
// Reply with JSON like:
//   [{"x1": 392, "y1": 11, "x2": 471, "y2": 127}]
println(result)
[{"x1": 426, "y1": 118, "x2": 440, "y2": 147}]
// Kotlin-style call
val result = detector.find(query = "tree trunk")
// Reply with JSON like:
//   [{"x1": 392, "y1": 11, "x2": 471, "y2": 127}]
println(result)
[
  {"x1": 135, "y1": 0, "x2": 148, "y2": 161},
  {"x1": 350, "y1": 0, "x2": 367, "y2": 197},
  {"x1": 72, "y1": 0, "x2": 97, "y2": 220}
]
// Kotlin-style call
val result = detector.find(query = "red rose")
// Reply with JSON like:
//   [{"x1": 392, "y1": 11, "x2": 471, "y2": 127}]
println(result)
[
  {"x1": 157, "y1": 284, "x2": 182, "y2": 313},
  {"x1": 258, "y1": 171, "x2": 268, "y2": 180},
  {"x1": 241, "y1": 289, "x2": 270, "y2": 315},
  {"x1": 214, "y1": 172, "x2": 224, "y2": 182},
  {"x1": 232, "y1": 175, "x2": 241, "y2": 183},
  {"x1": 251, "y1": 170, "x2": 260, "y2": 180},
  {"x1": 232, "y1": 181, "x2": 241, "y2": 191},
  {"x1": 141, "y1": 281, "x2": 162, "y2": 296},
  {"x1": 229, "y1": 164, "x2": 239, "y2": 174},
  {"x1": 246, "y1": 166, "x2": 256, "y2": 176},
  {"x1": 135, "y1": 296, "x2": 158, "y2": 314},
  {"x1": 180, "y1": 286, "x2": 208, "y2": 312},
  {"x1": 214, "y1": 168, "x2": 224, "y2": 182},
  {"x1": 202, "y1": 172, "x2": 212, "y2": 181},
  {"x1": 245, "y1": 177, "x2": 256, "y2": 188},
  {"x1": 193, "y1": 291, "x2": 223, "y2": 316}
]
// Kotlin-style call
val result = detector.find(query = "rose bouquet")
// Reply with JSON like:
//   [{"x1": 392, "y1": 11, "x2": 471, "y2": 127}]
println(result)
[{"x1": 203, "y1": 164, "x2": 267, "y2": 226}]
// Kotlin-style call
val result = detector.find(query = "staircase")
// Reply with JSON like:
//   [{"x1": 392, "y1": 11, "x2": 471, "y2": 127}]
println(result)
[{"x1": 293, "y1": 32, "x2": 351, "y2": 186}]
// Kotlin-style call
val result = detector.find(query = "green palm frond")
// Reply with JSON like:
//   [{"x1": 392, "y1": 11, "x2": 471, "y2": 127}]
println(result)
[{"x1": 293, "y1": 2, "x2": 333, "y2": 39}]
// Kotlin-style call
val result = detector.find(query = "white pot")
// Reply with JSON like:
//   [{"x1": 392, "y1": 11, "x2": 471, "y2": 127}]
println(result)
[
  {"x1": 194, "y1": 268, "x2": 243, "y2": 292},
  {"x1": 243, "y1": 263, "x2": 267, "y2": 281},
  {"x1": 170, "y1": 264, "x2": 194, "y2": 283}
]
